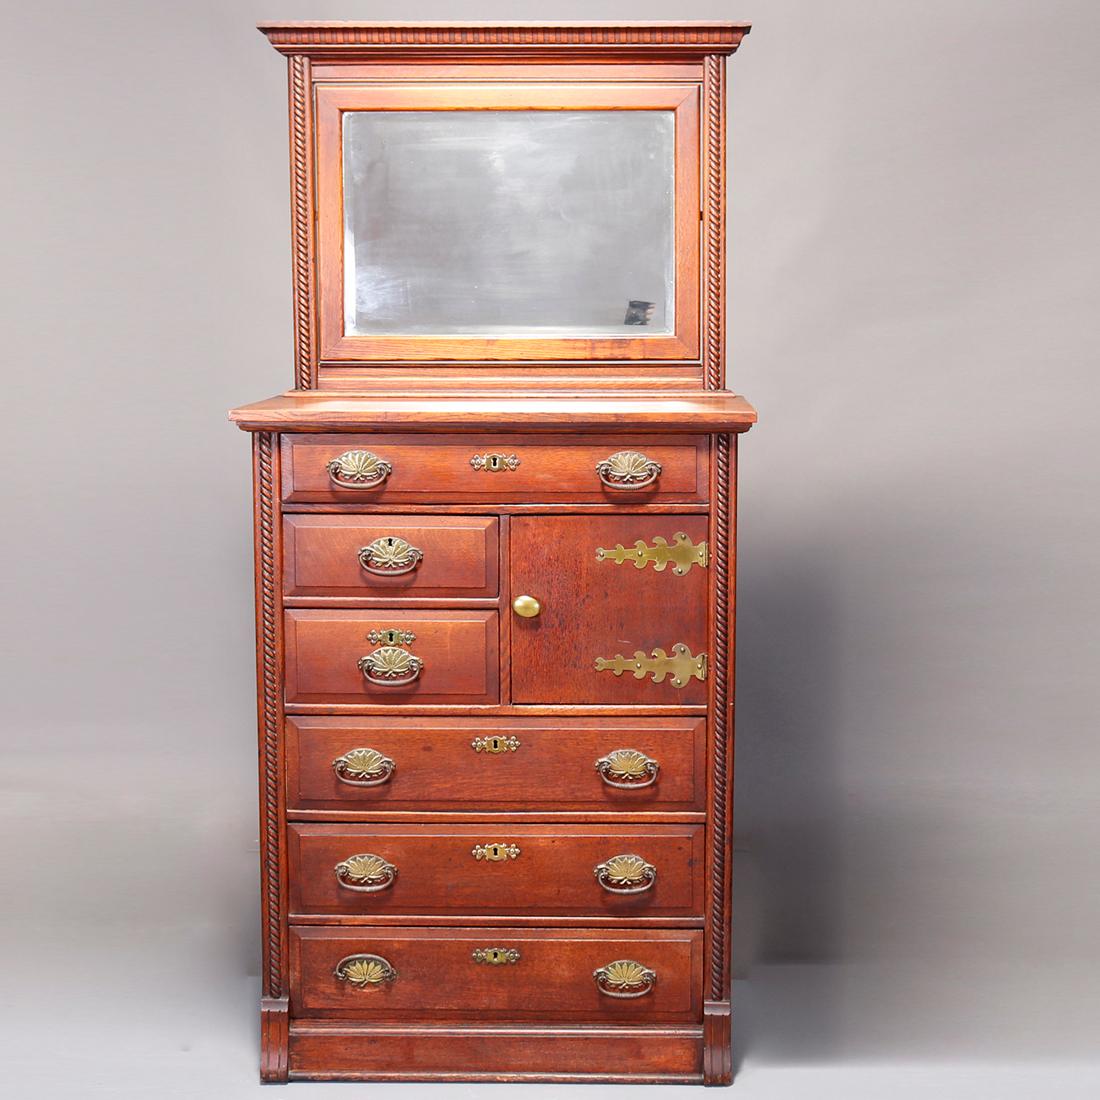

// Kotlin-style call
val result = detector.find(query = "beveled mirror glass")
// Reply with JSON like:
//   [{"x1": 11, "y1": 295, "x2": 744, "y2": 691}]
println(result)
[{"x1": 343, "y1": 110, "x2": 675, "y2": 337}]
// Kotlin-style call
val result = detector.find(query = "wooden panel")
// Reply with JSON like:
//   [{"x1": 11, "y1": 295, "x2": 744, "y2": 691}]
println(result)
[
  {"x1": 281, "y1": 433, "x2": 707, "y2": 503},
  {"x1": 288, "y1": 823, "x2": 704, "y2": 918},
  {"x1": 510, "y1": 514, "x2": 709, "y2": 705},
  {"x1": 290, "y1": 926, "x2": 702, "y2": 1023},
  {"x1": 288, "y1": 1022, "x2": 702, "y2": 1082},
  {"x1": 284, "y1": 610, "x2": 499, "y2": 705},
  {"x1": 287, "y1": 716, "x2": 705, "y2": 814},
  {"x1": 283, "y1": 515, "x2": 499, "y2": 601}
]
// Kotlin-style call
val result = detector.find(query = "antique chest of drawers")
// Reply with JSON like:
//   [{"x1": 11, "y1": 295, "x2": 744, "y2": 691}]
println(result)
[{"x1": 231, "y1": 20, "x2": 755, "y2": 1086}]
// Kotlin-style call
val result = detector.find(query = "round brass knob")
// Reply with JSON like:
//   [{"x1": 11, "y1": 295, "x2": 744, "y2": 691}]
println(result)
[{"x1": 512, "y1": 595, "x2": 541, "y2": 618}]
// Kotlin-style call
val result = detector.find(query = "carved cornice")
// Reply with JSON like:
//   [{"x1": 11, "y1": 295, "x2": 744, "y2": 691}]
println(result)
[{"x1": 260, "y1": 21, "x2": 750, "y2": 58}]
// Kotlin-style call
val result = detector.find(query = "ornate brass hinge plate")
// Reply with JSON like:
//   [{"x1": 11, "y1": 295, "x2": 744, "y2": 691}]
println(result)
[
  {"x1": 595, "y1": 532, "x2": 708, "y2": 575},
  {"x1": 470, "y1": 452, "x2": 520, "y2": 472},
  {"x1": 472, "y1": 842, "x2": 521, "y2": 862},
  {"x1": 472, "y1": 947, "x2": 521, "y2": 965},
  {"x1": 472, "y1": 735, "x2": 520, "y2": 754},
  {"x1": 595, "y1": 644, "x2": 707, "y2": 688}
]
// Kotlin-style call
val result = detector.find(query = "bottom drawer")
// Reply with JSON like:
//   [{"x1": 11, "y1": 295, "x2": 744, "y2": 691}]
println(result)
[{"x1": 290, "y1": 927, "x2": 702, "y2": 1024}]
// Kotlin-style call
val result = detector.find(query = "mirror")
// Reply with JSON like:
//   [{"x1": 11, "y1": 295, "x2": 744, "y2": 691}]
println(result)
[{"x1": 343, "y1": 110, "x2": 675, "y2": 338}]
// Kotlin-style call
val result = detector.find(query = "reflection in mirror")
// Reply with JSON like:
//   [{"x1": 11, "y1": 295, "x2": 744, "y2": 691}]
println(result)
[{"x1": 343, "y1": 110, "x2": 675, "y2": 337}]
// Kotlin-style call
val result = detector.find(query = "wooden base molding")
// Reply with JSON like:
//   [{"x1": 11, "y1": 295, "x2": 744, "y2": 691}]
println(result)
[
  {"x1": 288, "y1": 1022, "x2": 703, "y2": 1082},
  {"x1": 702, "y1": 1000, "x2": 733, "y2": 1086},
  {"x1": 261, "y1": 997, "x2": 290, "y2": 1084}
]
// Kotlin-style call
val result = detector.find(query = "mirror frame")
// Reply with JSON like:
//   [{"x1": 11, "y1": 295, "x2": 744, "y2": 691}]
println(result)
[{"x1": 315, "y1": 82, "x2": 700, "y2": 362}]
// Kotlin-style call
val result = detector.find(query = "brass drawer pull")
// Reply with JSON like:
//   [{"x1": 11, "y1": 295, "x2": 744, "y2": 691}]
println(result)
[
  {"x1": 470, "y1": 452, "x2": 520, "y2": 472},
  {"x1": 596, "y1": 532, "x2": 708, "y2": 575},
  {"x1": 595, "y1": 749, "x2": 659, "y2": 789},
  {"x1": 595, "y1": 643, "x2": 706, "y2": 688},
  {"x1": 594, "y1": 854, "x2": 657, "y2": 895},
  {"x1": 334, "y1": 954, "x2": 397, "y2": 988},
  {"x1": 472, "y1": 735, "x2": 520, "y2": 754},
  {"x1": 472, "y1": 947, "x2": 520, "y2": 965},
  {"x1": 472, "y1": 842, "x2": 520, "y2": 862},
  {"x1": 327, "y1": 449, "x2": 392, "y2": 490},
  {"x1": 593, "y1": 959, "x2": 657, "y2": 998},
  {"x1": 334, "y1": 853, "x2": 397, "y2": 892},
  {"x1": 358, "y1": 536, "x2": 423, "y2": 575},
  {"x1": 595, "y1": 450, "x2": 662, "y2": 491},
  {"x1": 511, "y1": 595, "x2": 541, "y2": 618},
  {"x1": 332, "y1": 747, "x2": 396, "y2": 787},
  {"x1": 358, "y1": 646, "x2": 424, "y2": 687}
]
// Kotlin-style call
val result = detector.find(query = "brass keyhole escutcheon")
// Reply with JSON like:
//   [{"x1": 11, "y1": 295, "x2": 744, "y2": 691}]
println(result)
[{"x1": 512, "y1": 595, "x2": 541, "y2": 618}]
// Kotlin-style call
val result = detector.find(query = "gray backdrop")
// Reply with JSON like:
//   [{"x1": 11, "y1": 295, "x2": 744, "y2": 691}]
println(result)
[{"x1": 3, "y1": 1, "x2": 1098, "y2": 1097}]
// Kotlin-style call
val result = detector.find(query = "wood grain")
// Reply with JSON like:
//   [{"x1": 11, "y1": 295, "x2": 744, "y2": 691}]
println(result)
[
  {"x1": 283, "y1": 515, "x2": 499, "y2": 601},
  {"x1": 284, "y1": 609, "x2": 500, "y2": 706},
  {"x1": 288, "y1": 822, "x2": 705, "y2": 918},
  {"x1": 289, "y1": 926, "x2": 703, "y2": 1023},
  {"x1": 280, "y1": 433, "x2": 708, "y2": 504},
  {"x1": 286, "y1": 715, "x2": 705, "y2": 814}
]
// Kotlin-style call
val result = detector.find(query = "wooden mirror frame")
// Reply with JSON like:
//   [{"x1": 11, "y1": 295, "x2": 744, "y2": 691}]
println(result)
[{"x1": 314, "y1": 81, "x2": 700, "y2": 363}]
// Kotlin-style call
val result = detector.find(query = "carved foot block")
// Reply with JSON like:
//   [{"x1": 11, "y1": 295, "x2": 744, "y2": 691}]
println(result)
[
  {"x1": 703, "y1": 1000, "x2": 732, "y2": 1086},
  {"x1": 260, "y1": 997, "x2": 289, "y2": 1084}
]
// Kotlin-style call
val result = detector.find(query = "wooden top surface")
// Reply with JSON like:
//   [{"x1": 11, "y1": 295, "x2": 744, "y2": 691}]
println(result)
[{"x1": 229, "y1": 391, "x2": 757, "y2": 434}]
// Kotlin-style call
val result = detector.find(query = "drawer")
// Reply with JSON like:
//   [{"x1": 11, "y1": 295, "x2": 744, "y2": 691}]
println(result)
[
  {"x1": 286, "y1": 717, "x2": 705, "y2": 813},
  {"x1": 281, "y1": 433, "x2": 707, "y2": 503},
  {"x1": 283, "y1": 515, "x2": 499, "y2": 601},
  {"x1": 288, "y1": 823, "x2": 704, "y2": 918},
  {"x1": 290, "y1": 926, "x2": 702, "y2": 1024},
  {"x1": 284, "y1": 610, "x2": 499, "y2": 705}
]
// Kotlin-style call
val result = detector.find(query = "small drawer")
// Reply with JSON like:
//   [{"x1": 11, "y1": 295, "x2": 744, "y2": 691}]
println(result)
[
  {"x1": 284, "y1": 610, "x2": 499, "y2": 705},
  {"x1": 290, "y1": 926, "x2": 702, "y2": 1024},
  {"x1": 286, "y1": 716, "x2": 705, "y2": 814},
  {"x1": 283, "y1": 515, "x2": 499, "y2": 601},
  {"x1": 288, "y1": 823, "x2": 704, "y2": 918},
  {"x1": 281, "y1": 433, "x2": 707, "y2": 504}
]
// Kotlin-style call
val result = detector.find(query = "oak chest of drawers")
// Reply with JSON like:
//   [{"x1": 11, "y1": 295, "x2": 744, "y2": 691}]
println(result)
[{"x1": 231, "y1": 19, "x2": 755, "y2": 1085}]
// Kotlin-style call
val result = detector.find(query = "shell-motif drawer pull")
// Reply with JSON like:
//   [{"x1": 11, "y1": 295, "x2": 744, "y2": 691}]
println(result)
[
  {"x1": 334, "y1": 853, "x2": 398, "y2": 893},
  {"x1": 332, "y1": 747, "x2": 396, "y2": 787},
  {"x1": 357, "y1": 536, "x2": 423, "y2": 576},
  {"x1": 595, "y1": 749, "x2": 660, "y2": 790},
  {"x1": 358, "y1": 646, "x2": 424, "y2": 687},
  {"x1": 334, "y1": 953, "x2": 398, "y2": 988},
  {"x1": 595, "y1": 450, "x2": 662, "y2": 491},
  {"x1": 593, "y1": 959, "x2": 657, "y2": 999},
  {"x1": 326, "y1": 449, "x2": 392, "y2": 490},
  {"x1": 594, "y1": 853, "x2": 657, "y2": 895}
]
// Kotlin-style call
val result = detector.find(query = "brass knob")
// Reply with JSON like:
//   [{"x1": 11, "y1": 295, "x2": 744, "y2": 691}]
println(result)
[{"x1": 512, "y1": 595, "x2": 541, "y2": 618}]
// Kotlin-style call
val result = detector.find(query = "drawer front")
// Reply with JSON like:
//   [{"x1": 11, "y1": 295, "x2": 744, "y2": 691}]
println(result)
[
  {"x1": 283, "y1": 515, "x2": 499, "y2": 601},
  {"x1": 285, "y1": 610, "x2": 499, "y2": 705},
  {"x1": 290, "y1": 926, "x2": 702, "y2": 1023},
  {"x1": 282, "y1": 433, "x2": 707, "y2": 503},
  {"x1": 287, "y1": 717, "x2": 705, "y2": 813},
  {"x1": 288, "y1": 824, "x2": 704, "y2": 918}
]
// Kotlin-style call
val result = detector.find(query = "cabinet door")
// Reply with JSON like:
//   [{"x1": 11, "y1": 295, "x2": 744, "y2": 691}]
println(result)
[{"x1": 510, "y1": 516, "x2": 709, "y2": 705}]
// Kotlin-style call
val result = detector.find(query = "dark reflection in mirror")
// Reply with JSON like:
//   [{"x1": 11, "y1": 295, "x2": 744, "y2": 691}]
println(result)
[{"x1": 343, "y1": 110, "x2": 675, "y2": 337}]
